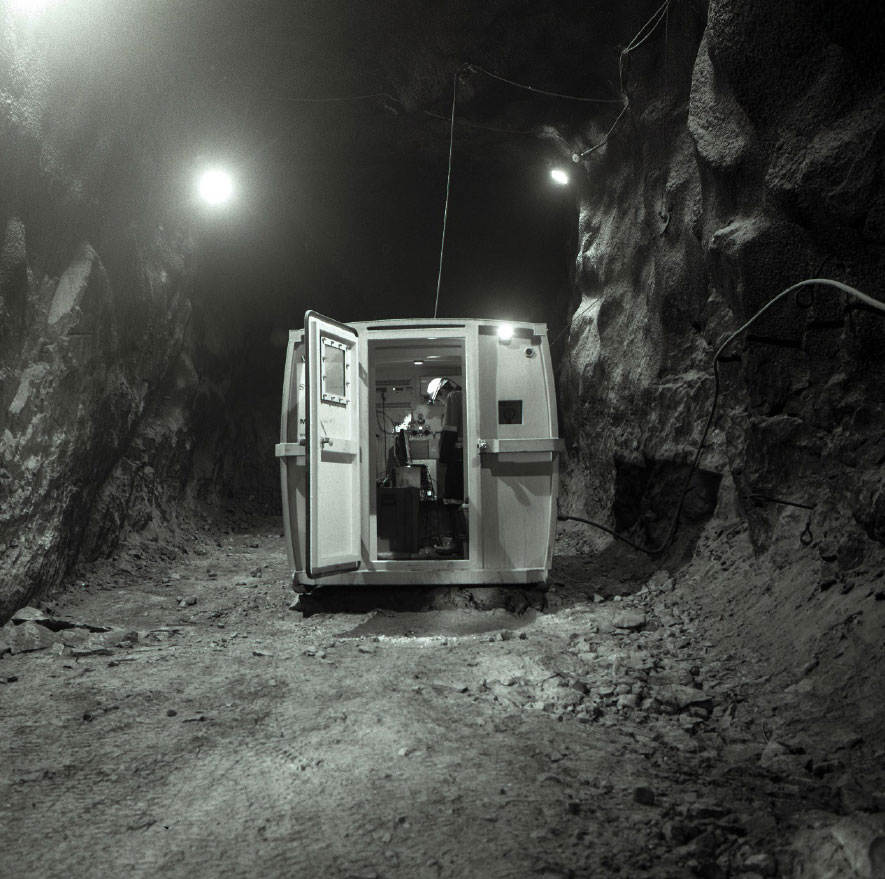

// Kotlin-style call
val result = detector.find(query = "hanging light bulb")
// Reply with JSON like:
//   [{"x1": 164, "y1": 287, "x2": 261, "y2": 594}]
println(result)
[{"x1": 198, "y1": 168, "x2": 234, "y2": 206}]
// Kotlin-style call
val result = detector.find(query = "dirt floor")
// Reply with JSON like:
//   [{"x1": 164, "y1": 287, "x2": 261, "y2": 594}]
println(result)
[{"x1": 2, "y1": 510, "x2": 884, "y2": 879}]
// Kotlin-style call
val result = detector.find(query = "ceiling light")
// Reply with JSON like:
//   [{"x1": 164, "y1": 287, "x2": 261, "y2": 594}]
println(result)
[
  {"x1": 550, "y1": 168, "x2": 569, "y2": 186},
  {"x1": 198, "y1": 168, "x2": 234, "y2": 206},
  {"x1": 497, "y1": 323, "x2": 514, "y2": 342},
  {"x1": 414, "y1": 360, "x2": 423, "y2": 365}
]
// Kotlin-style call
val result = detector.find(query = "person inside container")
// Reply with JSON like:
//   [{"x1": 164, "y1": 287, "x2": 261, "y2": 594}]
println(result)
[{"x1": 427, "y1": 377, "x2": 467, "y2": 556}]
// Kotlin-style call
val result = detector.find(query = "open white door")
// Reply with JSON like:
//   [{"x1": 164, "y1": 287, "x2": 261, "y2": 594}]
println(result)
[{"x1": 305, "y1": 311, "x2": 361, "y2": 578}]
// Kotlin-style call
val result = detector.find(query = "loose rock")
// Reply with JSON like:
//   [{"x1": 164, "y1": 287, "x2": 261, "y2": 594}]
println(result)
[
  {"x1": 612, "y1": 610, "x2": 647, "y2": 631},
  {"x1": 634, "y1": 786, "x2": 656, "y2": 806},
  {"x1": 1, "y1": 620, "x2": 58, "y2": 654},
  {"x1": 11, "y1": 606, "x2": 50, "y2": 623},
  {"x1": 742, "y1": 852, "x2": 776, "y2": 876}
]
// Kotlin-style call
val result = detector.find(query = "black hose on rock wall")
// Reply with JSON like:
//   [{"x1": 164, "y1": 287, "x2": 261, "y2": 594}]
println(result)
[{"x1": 560, "y1": 278, "x2": 885, "y2": 557}]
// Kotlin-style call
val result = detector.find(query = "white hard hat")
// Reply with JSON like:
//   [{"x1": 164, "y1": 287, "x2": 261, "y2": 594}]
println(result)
[{"x1": 426, "y1": 377, "x2": 449, "y2": 403}]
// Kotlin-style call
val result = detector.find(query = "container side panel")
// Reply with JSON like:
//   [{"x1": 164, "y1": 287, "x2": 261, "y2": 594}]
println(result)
[
  {"x1": 478, "y1": 328, "x2": 557, "y2": 571},
  {"x1": 539, "y1": 330, "x2": 560, "y2": 568}
]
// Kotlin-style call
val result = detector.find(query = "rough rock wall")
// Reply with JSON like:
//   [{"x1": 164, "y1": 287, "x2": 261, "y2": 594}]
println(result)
[
  {"x1": 0, "y1": 12, "x2": 277, "y2": 620},
  {"x1": 0, "y1": 213, "x2": 195, "y2": 618},
  {"x1": 559, "y1": 0, "x2": 885, "y2": 560}
]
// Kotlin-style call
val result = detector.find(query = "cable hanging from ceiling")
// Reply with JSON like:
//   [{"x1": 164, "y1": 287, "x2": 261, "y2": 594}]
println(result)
[
  {"x1": 570, "y1": 103, "x2": 630, "y2": 162},
  {"x1": 431, "y1": 1, "x2": 673, "y2": 315},
  {"x1": 257, "y1": 1, "x2": 671, "y2": 158},
  {"x1": 432, "y1": 68, "x2": 459, "y2": 320},
  {"x1": 422, "y1": 110, "x2": 537, "y2": 136},
  {"x1": 463, "y1": 63, "x2": 622, "y2": 104},
  {"x1": 571, "y1": 0, "x2": 672, "y2": 163},
  {"x1": 622, "y1": 0, "x2": 671, "y2": 60},
  {"x1": 277, "y1": 85, "x2": 542, "y2": 142}
]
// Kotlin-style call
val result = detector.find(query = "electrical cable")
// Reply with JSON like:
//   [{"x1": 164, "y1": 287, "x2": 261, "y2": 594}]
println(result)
[
  {"x1": 572, "y1": 0, "x2": 671, "y2": 163},
  {"x1": 280, "y1": 87, "x2": 535, "y2": 134},
  {"x1": 559, "y1": 278, "x2": 885, "y2": 557},
  {"x1": 749, "y1": 494, "x2": 815, "y2": 511},
  {"x1": 658, "y1": 3, "x2": 671, "y2": 224},
  {"x1": 433, "y1": 69, "x2": 458, "y2": 319},
  {"x1": 428, "y1": 2, "x2": 677, "y2": 300},
  {"x1": 713, "y1": 279, "x2": 885, "y2": 358},
  {"x1": 550, "y1": 299, "x2": 598, "y2": 347},
  {"x1": 465, "y1": 63, "x2": 621, "y2": 104},
  {"x1": 375, "y1": 407, "x2": 399, "y2": 434},
  {"x1": 622, "y1": 23, "x2": 668, "y2": 60},
  {"x1": 623, "y1": 0, "x2": 670, "y2": 55},
  {"x1": 423, "y1": 110, "x2": 538, "y2": 136},
  {"x1": 620, "y1": 0, "x2": 672, "y2": 96},
  {"x1": 572, "y1": 103, "x2": 629, "y2": 161},
  {"x1": 557, "y1": 512, "x2": 659, "y2": 554}
]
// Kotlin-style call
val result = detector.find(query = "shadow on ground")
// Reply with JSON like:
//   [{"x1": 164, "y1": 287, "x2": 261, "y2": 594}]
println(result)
[
  {"x1": 338, "y1": 607, "x2": 539, "y2": 638},
  {"x1": 292, "y1": 584, "x2": 546, "y2": 618}
]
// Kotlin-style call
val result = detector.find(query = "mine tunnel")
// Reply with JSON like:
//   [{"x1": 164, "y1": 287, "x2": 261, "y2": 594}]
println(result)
[{"x1": 2, "y1": 1, "x2": 885, "y2": 877}]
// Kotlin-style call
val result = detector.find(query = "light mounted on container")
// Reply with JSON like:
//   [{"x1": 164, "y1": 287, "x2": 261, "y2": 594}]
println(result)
[{"x1": 497, "y1": 323, "x2": 515, "y2": 343}]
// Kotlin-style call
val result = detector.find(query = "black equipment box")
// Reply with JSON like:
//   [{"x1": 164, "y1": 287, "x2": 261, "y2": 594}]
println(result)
[{"x1": 376, "y1": 486, "x2": 420, "y2": 554}]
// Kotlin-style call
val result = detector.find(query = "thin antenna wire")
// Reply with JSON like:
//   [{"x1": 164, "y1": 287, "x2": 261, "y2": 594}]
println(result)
[
  {"x1": 467, "y1": 63, "x2": 621, "y2": 104},
  {"x1": 423, "y1": 110, "x2": 536, "y2": 136},
  {"x1": 433, "y1": 71, "x2": 458, "y2": 319}
]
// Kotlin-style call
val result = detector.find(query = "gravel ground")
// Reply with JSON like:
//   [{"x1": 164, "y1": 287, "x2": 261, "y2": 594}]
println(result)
[{"x1": 1, "y1": 514, "x2": 884, "y2": 878}]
